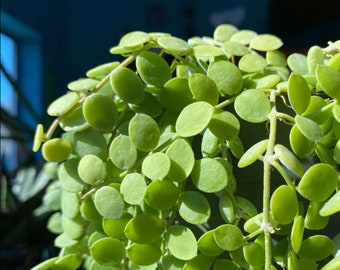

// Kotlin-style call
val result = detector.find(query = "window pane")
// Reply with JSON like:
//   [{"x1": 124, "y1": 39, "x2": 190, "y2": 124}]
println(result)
[{"x1": 1, "y1": 33, "x2": 18, "y2": 171}]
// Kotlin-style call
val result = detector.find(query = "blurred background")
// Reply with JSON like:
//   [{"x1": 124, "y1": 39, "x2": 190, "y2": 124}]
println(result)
[{"x1": 1, "y1": 0, "x2": 339, "y2": 268}]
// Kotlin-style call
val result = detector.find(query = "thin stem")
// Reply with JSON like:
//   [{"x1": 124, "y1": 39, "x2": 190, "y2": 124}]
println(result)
[
  {"x1": 215, "y1": 96, "x2": 237, "y2": 110},
  {"x1": 271, "y1": 160, "x2": 295, "y2": 188},
  {"x1": 262, "y1": 90, "x2": 278, "y2": 270}
]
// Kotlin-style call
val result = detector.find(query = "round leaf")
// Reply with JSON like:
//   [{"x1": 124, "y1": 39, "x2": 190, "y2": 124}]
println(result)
[
  {"x1": 289, "y1": 124, "x2": 316, "y2": 158},
  {"x1": 288, "y1": 74, "x2": 311, "y2": 114},
  {"x1": 124, "y1": 213, "x2": 163, "y2": 244},
  {"x1": 179, "y1": 191, "x2": 211, "y2": 224},
  {"x1": 239, "y1": 53, "x2": 267, "y2": 73},
  {"x1": 78, "y1": 154, "x2": 106, "y2": 185},
  {"x1": 238, "y1": 139, "x2": 268, "y2": 168},
  {"x1": 207, "y1": 60, "x2": 242, "y2": 95},
  {"x1": 144, "y1": 180, "x2": 179, "y2": 211},
  {"x1": 213, "y1": 224, "x2": 243, "y2": 251},
  {"x1": 270, "y1": 185, "x2": 299, "y2": 225},
  {"x1": 142, "y1": 152, "x2": 171, "y2": 180},
  {"x1": 119, "y1": 31, "x2": 150, "y2": 49},
  {"x1": 47, "y1": 92, "x2": 80, "y2": 116},
  {"x1": 319, "y1": 191, "x2": 340, "y2": 216},
  {"x1": 83, "y1": 93, "x2": 118, "y2": 131},
  {"x1": 197, "y1": 230, "x2": 223, "y2": 256},
  {"x1": 110, "y1": 66, "x2": 145, "y2": 104},
  {"x1": 213, "y1": 24, "x2": 238, "y2": 42},
  {"x1": 295, "y1": 115, "x2": 323, "y2": 143},
  {"x1": 176, "y1": 101, "x2": 214, "y2": 137},
  {"x1": 120, "y1": 173, "x2": 146, "y2": 205},
  {"x1": 109, "y1": 134, "x2": 137, "y2": 170},
  {"x1": 42, "y1": 138, "x2": 72, "y2": 162},
  {"x1": 234, "y1": 89, "x2": 271, "y2": 123},
  {"x1": 94, "y1": 186, "x2": 124, "y2": 219},
  {"x1": 167, "y1": 225, "x2": 197, "y2": 260},
  {"x1": 90, "y1": 237, "x2": 126, "y2": 266},
  {"x1": 249, "y1": 34, "x2": 283, "y2": 51},
  {"x1": 127, "y1": 243, "x2": 162, "y2": 266},
  {"x1": 166, "y1": 138, "x2": 195, "y2": 182},
  {"x1": 191, "y1": 158, "x2": 228, "y2": 193},
  {"x1": 189, "y1": 73, "x2": 219, "y2": 105},
  {"x1": 316, "y1": 65, "x2": 340, "y2": 100},
  {"x1": 274, "y1": 144, "x2": 304, "y2": 177},
  {"x1": 158, "y1": 36, "x2": 192, "y2": 55},
  {"x1": 297, "y1": 163, "x2": 338, "y2": 202},
  {"x1": 208, "y1": 110, "x2": 240, "y2": 141},
  {"x1": 129, "y1": 113, "x2": 160, "y2": 152},
  {"x1": 298, "y1": 235, "x2": 335, "y2": 262},
  {"x1": 230, "y1": 29, "x2": 257, "y2": 45},
  {"x1": 291, "y1": 215, "x2": 305, "y2": 253},
  {"x1": 136, "y1": 51, "x2": 171, "y2": 87}
]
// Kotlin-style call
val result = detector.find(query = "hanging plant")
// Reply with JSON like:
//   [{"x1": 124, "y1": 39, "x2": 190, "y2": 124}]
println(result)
[{"x1": 32, "y1": 24, "x2": 339, "y2": 270}]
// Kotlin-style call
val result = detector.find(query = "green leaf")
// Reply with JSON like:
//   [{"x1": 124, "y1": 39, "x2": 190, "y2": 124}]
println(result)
[
  {"x1": 297, "y1": 163, "x2": 338, "y2": 202},
  {"x1": 67, "y1": 78, "x2": 98, "y2": 92},
  {"x1": 136, "y1": 51, "x2": 171, "y2": 87},
  {"x1": 213, "y1": 24, "x2": 238, "y2": 42},
  {"x1": 298, "y1": 235, "x2": 335, "y2": 262},
  {"x1": 291, "y1": 216, "x2": 305, "y2": 253},
  {"x1": 270, "y1": 185, "x2": 299, "y2": 225},
  {"x1": 158, "y1": 36, "x2": 193, "y2": 55},
  {"x1": 166, "y1": 138, "x2": 195, "y2": 182},
  {"x1": 120, "y1": 173, "x2": 146, "y2": 205},
  {"x1": 54, "y1": 254, "x2": 82, "y2": 270},
  {"x1": 208, "y1": 110, "x2": 240, "y2": 141},
  {"x1": 243, "y1": 242, "x2": 265, "y2": 266},
  {"x1": 238, "y1": 139, "x2": 268, "y2": 168},
  {"x1": 142, "y1": 152, "x2": 171, "y2": 180},
  {"x1": 102, "y1": 214, "x2": 132, "y2": 240},
  {"x1": 119, "y1": 31, "x2": 150, "y2": 49},
  {"x1": 129, "y1": 92, "x2": 162, "y2": 118},
  {"x1": 144, "y1": 180, "x2": 180, "y2": 210},
  {"x1": 61, "y1": 190, "x2": 80, "y2": 219},
  {"x1": 90, "y1": 237, "x2": 126, "y2": 266},
  {"x1": 124, "y1": 214, "x2": 164, "y2": 244},
  {"x1": 129, "y1": 114, "x2": 160, "y2": 152},
  {"x1": 288, "y1": 74, "x2": 311, "y2": 115},
  {"x1": 189, "y1": 73, "x2": 219, "y2": 105},
  {"x1": 287, "y1": 53, "x2": 308, "y2": 75},
  {"x1": 295, "y1": 115, "x2": 323, "y2": 143},
  {"x1": 78, "y1": 154, "x2": 106, "y2": 185},
  {"x1": 42, "y1": 138, "x2": 72, "y2": 162},
  {"x1": 160, "y1": 77, "x2": 193, "y2": 113},
  {"x1": 59, "y1": 106, "x2": 89, "y2": 132},
  {"x1": 193, "y1": 44, "x2": 224, "y2": 57},
  {"x1": 47, "y1": 92, "x2": 80, "y2": 116},
  {"x1": 223, "y1": 41, "x2": 249, "y2": 56},
  {"x1": 266, "y1": 50, "x2": 287, "y2": 67},
  {"x1": 110, "y1": 66, "x2": 145, "y2": 104},
  {"x1": 179, "y1": 191, "x2": 211, "y2": 224},
  {"x1": 249, "y1": 34, "x2": 283, "y2": 51},
  {"x1": 256, "y1": 74, "x2": 281, "y2": 89},
  {"x1": 167, "y1": 225, "x2": 197, "y2": 260},
  {"x1": 289, "y1": 124, "x2": 316, "y2": 158},
  {"x1": 86, "y1": 61, "x2": 120, "y2": 77},
  {"x1": 94, "y1": 186, "x2": 124, "y2": 219},
  {"x1": 33, "y1": 124, "x2": 44, "y2": 152},
  {"x1": 213, "y1": 224, "x2": 243, "y2": 251},
  {"x1": 191, "y1": 158, "x2": 228, "y2": 193},
  {"x1": 109, "y1": 134, "x2": 138, "y2": 170},
  {"x1": 58, "y1": 158, "x2": 84, "y2": 193},
  {"x1": 274, "y1": 144, "x2": 304, "y2": 177},
  {"x1": 176, "y1": 101, "x2": 214, "y2": 137},
  {"x1": 214, "y1": 259, "x2": 241, "y2": 270},
  {"x1": 305, "y1": 201, "x2": 329, "y2": 230},
  {"x1": 197, "y1": 230, "x2": 223, "y2": 256},
  {"x1": 234, "y1": 89, "x2": 271, "y2": 123},
  {"x1": 239, "y1": 53, "x2": 267, "y2": 73},
  {"x1": 319, "y1": 191, "x2": 340, "y2": 216},
  {"x1": 83, "y1": 93, "x2": 118, "y2": 131},
  {"x1": 207, "y1": 60, "x2": 242, "y2": 95},
  {"x1": 219, "y1": 193, "x2": 235, "y2": 223},
  {"x1": 230, "y1": 29, "x2": 257, "y2": 45},
  {"x1": 61, "y1": 214, "x2": 85, "y2": 240},
  {"x1": 127, "y1": 243, "x2": 162, "y2": 266},
  {"x1": 307, "y1": 46, "x2": 325, "y2": 75},
  {"x1": 316, "y1": 65, "x2": 340, "y2": 100}
]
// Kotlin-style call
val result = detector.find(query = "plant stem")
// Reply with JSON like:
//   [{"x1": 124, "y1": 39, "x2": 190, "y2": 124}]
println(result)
[{"x1": 262, "y1": 90, "x2": 278, "y2": 269}]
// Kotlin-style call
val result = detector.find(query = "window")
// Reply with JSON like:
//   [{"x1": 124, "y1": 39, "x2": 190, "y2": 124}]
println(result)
[
  {"x1": 1, "y1": 33, "x2": 18, "y2": 171},
  {"x1": 1, "y1": 11, "x2": 42, "y2": 172}
]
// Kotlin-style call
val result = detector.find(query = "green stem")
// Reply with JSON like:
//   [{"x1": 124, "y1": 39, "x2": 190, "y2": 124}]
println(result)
[
  {"x1": 271, "y1": 160, "x2": 295, "y2": 188},
  {"x1": 215, "y1": 96, "x2": 237, "y2": 110},
  {"x1": 262, "y1": 90, "x2": 278, "y2": 270}
]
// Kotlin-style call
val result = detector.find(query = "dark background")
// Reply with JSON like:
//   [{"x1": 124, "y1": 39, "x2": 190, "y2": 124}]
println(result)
[{"x1": 2, "y1": 0, "x2": 339, "y2": 110}]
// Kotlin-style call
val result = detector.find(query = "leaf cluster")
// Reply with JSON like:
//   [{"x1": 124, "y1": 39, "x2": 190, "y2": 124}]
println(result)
[{"x1": 32, "y1": 25, "x2": 340, "y2": 269}]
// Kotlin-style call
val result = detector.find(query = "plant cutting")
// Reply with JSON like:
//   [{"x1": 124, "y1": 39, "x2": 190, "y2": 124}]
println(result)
[{"x1": 32, "y1": 24, "x2": 339, "y2": 270}]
